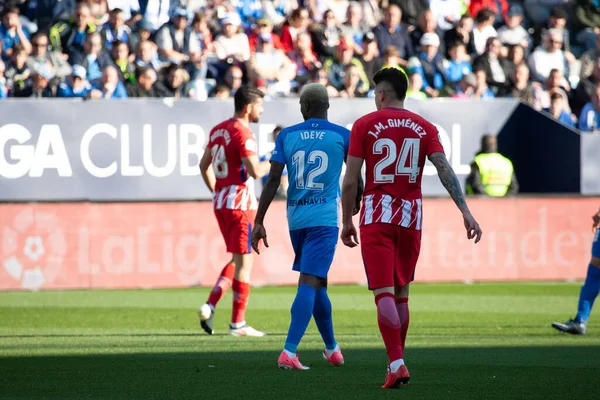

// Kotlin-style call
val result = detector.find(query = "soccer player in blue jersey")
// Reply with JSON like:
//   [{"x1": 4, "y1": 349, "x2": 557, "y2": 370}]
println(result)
[
  {"x1": 552, "y1": 206, "x2": 600, "y2": 335},
  {"x1": 251, "y1": 83, "x2": 362, "y2": 370}
]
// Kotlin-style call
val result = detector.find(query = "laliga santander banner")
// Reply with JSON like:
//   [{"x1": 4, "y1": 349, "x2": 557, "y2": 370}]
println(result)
[{"x1": 0, "y1": 198, "x2": 597, "y2": 291}]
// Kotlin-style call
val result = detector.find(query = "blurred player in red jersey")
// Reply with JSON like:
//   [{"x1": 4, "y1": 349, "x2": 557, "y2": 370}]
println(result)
[
  {"x1": 197, "y1": 86, "x2": 271, "y2": 337},
  {"x1": 340, "y1": 68, "x2": 483, "y2": 388}
]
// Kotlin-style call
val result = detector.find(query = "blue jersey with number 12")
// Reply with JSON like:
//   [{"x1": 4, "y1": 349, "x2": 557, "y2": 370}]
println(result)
[{"x1": 271, "y1": 118, "x2": 350, "y2": 231}]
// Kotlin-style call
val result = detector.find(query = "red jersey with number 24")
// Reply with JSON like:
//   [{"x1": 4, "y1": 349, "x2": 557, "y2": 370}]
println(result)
[
  {"x1": 348, "y1": 107, "x2": 445, "y2": 230},
  {"x1": 207, "y1": 118, "x2": 258, "y2": 211}
]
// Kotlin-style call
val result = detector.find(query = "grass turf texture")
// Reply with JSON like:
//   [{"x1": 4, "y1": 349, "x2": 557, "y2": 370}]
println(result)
[{"x1": 0, "y1": 283, "x2": 599, "y2": 400}]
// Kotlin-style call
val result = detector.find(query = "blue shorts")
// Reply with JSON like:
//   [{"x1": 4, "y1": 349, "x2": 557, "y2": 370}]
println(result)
[
  {"x1": 593, "y1": 230, "x2": 600, "y2": 258},
  {"x1": 289, "y1": 226, "x2": 339, "y2": 279}
]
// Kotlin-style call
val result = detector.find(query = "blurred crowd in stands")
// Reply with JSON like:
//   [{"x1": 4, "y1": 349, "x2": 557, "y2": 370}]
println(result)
[{"x1": 1, "y1": 0, "x2": 600, "y2": 131}]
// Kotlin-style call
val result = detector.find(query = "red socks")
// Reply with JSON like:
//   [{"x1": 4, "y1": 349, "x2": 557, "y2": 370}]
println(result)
[
  {"x1": 396, "y1": 297, "x2": 410, "y2": 350},
  {"x1": 232, "y1": 279, "x2": 250, "y2": 325},
  {"x1": 375, "y1": 293, "x2": 403, "y2": 363},
  {"x1": 207, "y1": 262, "x2": 236, "y2": 309}
]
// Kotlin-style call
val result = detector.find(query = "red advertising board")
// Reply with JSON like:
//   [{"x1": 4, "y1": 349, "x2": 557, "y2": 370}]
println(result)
[{"x1": 0, "y1": 198, "x2": 597, "y2": 291}]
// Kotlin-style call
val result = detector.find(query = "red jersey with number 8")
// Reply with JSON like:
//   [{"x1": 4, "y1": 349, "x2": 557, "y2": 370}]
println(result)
[
  {"x1": 348, "y1": 107, "x2": 444, "y2": 230},
  {"x1": 207, "y1": 118, "x2": 258, "y2": 211}
]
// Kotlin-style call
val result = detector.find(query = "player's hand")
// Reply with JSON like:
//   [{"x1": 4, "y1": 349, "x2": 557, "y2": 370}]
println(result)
[
  {"x1": 251, "y1": 224, "x2": 268, "y2": 254},
  {"x1": 593, "y1": 210, "x2": 600, "y2": 233},
  {"x1": 341, "y1": 223, "x2": 359, "y2": 248},
  {"x1": 463, "y1": 212, "x2": 482, "y2": 244}
]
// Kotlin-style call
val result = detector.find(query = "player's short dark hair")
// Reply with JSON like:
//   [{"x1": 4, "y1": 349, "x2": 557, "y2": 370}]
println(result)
[
  {"x1": 373, "y1": 67, "x2": 408, "y2": 101},
  {"x1": 234, "y1": 85, "x2": 264, "y2": 112}
]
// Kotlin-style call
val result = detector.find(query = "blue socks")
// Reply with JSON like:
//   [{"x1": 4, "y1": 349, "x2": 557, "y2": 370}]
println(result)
[
  {"x1": 284, "y1": 284, "x2": 316, "y2": 354},
  {"x1": 313, "y1": 288, "x2": 337, "y2": 351},
  {"x1": 576, "y1": 264, "x2": 600, "y2": 323}
]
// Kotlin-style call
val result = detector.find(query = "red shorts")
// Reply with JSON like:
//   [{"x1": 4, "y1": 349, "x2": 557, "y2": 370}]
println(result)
[
  {"x1": 360, "y1": 223, "x2": 422, "y2": 290},
  {"x1": 215, "y1": 209, "x2": 256, "y2": 255}
]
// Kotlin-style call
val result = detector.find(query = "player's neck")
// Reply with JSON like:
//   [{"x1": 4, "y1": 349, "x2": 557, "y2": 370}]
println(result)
[
  {"x1": 304, "y1": 113, "x2": 328, "y2": 121},
  {"x1": 233, "y1": 112, "x2": 250, "y2": 126},
  {"x1": 383, "y1": 101, "x2": 405, "y2": 110}
]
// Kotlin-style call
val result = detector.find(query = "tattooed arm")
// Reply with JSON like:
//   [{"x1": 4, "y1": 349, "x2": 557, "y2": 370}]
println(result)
[{"x1": 428, "y1": 152, "x2": 483, "y2": 243}]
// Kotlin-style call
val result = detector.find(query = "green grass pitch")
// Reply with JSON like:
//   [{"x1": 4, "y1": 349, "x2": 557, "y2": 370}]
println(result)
[{"x1": 0, "y1": 283, "x2": 599, "y2": 400}]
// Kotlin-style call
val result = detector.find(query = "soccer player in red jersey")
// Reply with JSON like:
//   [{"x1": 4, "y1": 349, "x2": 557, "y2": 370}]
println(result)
[
  {"x1": 340, "y1": 68, "x2": 483, "y2": 388},
  {"x1": 197, "y1": 86, "x2": 271, "y2": 337}
]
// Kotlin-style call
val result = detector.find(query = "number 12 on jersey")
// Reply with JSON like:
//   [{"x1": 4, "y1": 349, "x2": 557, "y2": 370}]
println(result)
[
  {"x1": 373, "y1": 138, "x2": 420, "y2": 183},
  {"x1": 292, "y1": 150, "x2": 329, "y2": 190}
]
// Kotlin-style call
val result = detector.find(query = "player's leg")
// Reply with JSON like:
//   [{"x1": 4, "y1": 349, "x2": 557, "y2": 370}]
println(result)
[
  {"x1": 228, "y1": 210, "x2": 264, "y2": 337},
  {"x1": 198, "y1": 210, "x2": 234, "y2": 335},
  {"x1": 553, "y1": 231, "x2": 600, "y2": 335},
  {"x1": 361, "y1": 224, "x2": 408, "y2": 389},
  {"x1": 306, "y1": 227, "x2": 343, "y2": 366},
  {"x1": 395, "y1": 284, "x2": 410, "y2": 351}
]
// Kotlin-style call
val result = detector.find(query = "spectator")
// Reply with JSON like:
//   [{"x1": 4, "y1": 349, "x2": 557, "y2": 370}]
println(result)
[
  {"x1": 4, "y1": 46, "x2": 30, "y2": 94},
  {"x1": 111, "y1": 40, "x2": 136, "y2": 83},
  {"x1": 359, "y1": 0, "x2": 383, "y2": 29},
  {"x1": 212, "y1": 83, "x2": 231, "y2": 99},
  {"x1": 544, "y1": 91, "x2": 575, "y2": 127},
  {"x1": 572, "y1": 58, "x2": 600, "y2": 116},
  {"x1": 280, "y1": 7, "x2": 311, "y2": 53},
  {"x1": 473, "y1": 37, "x2": 509, "y2": 96},
  {"x1": 532, "y1": 68, "x2": 570, "y2": 112},
  {"x1": 406, "y1": 71, "x2": 427, "y2": 99},
  {"x1": 1, "y1": 7, "x2": 31, "y2": 61},
  {"x1": 473, "y1": 67, "x2": 495, "y2": 99},
  {"x1": 85, "y1": 0, "x2": 110, "y2": 26},
  {"x1": 501, "y1": 44, "x2": 525, "y2": 84},
  {"x1": 466, "y1": 134, "x2": 518, "y2": 196},
  {"x1": 524, "y1": 0, "x2": 561, "y2": 25},
  {"x1": 408, "y1": 32, "x2": 445, "y2": 97},
  {"x1": 429, "y1": 0, "x2": 463, "y2": 31},
  {"x1": 395, "y1": 0, "x2": 429, "y2": 27},
  {"x1": 532, "y1": 7, "x2": 570, "y2": 54},
  {"x1": 470, "y1": 0, "x2": 508, "y2": 27},
  {"x1": 307, "y1": 66, "x2": 339, "y2": 97},
  {"x1": 141, "y1": 0, "x2": 171, "y2": 32},
  {"x1": 444, "y1": 13, "x2": 476, "y2": 58},
  {"x1": 452, "y1": 72, "x2": 478, "y2": 98},
  {"x1": 381, "y1": 44, "x2": 402, "y2": 70},
  {"x1": 473, "y1": 9, "x2": 497, "y2": 56},
  {"x1": 358, "y1": 32, "x2": 382, "y2": 89},
  {"x1": 338, "y1": 63, "x2": 367, "y2": 98},
  {"x1": 100, "y1": 8, "x2": 133, "y2": 51},
  {"x1": 323, "y1": 38, "x2": 368, "y2": 91},
  {"x1": 135, "y1": 39, "x2": 163, "y2": 70},
  {"x1": 90, "y1": 65, "x2": 128, "y2": 98},
  {"x1": 234, "y1": 0, "x2": 264, "y2": 29},
  {"x1": 250, "y1": 34, "x2": 296, "y2": 96},
  {"x1": 155, "y1": 8, "x2": 200, "y2": 65},
  {"x1": 0, "y1": 60, "x2": 7, "y2": 98},
  {"x1": 372, "y1": 5, "x2": 413, "y2": 68},
  {"x1": 410, "y1": 10, "x2": 445, "y2": 58},
  {"x1": 574, "y1": 0, "x2": 600, "y2": 52},
  {"x1": 310, "y1": 0, "x2": 349, "y2": 23},
  {"x1": 214, "y1": 13, "x2": 251, "y2": 66},
  {"x1": 13, "y1": 66, "x2": 56, "y2": 98},
  {"x1": 27, "y1": 31, "x2": 72, "y2": 81},
  {"x1": 580, "y1": 35, "x2": 600, "y2": 80},
  {"x1": 444, "y1": 41, "x2": 472, "y2": 89},
  {"x1": 154, "y1": 62, "x2": 188, "y2": 97},
  {"x1": 221, "y1": 65, "x2": 244, "y2": 95},
  {"x1": 106, "y1": 0, "x2": 141, "y2": 22},
  {"x1": 507, "y1": 63, "x2": 535, "y2": 105},
  {"x1": 579, "y1": 85, "x2": 600, "y2": 132},
  {"x1": 70, "y1": 32, "x2": 115, "y2": 83},
  {"x1": 49, "y1": 3, "x2": 96, "y2": 55},
  {"x1": 126, "y1": 65, "x2": 160, "y2": 97},
  {"x1": 260, "y1": 0, "x2": 299, "y2": 27},
  {"x1": 496, "y1": 4, "x2": 530, "y2": 51},
  {"x1": 311, "y1": 9, "x2": 344, "y2": 59},
  {"x1": 342, "y1": 2, "x2": 369, "y2": 54},
  {"x1": 287, "y1": 32, "x2": 321, "y2": 87},
  {"x1": 248, "y1": 18, "x2": 281, "y2": 53},
  {"x1": 57, "y1": 64, "x2": 94, "y2": 97},
  {"x1": 528, "y1": 28, "x2": 568, "y2": 83},
  {"x1": 35, "y1": 0, "x2": 78, "y2": 33}
]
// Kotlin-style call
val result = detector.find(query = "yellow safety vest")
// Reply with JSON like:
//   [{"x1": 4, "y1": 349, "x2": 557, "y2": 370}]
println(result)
[{"x1": 472, "y1": 153, "x2": 514, "y2": 197}]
